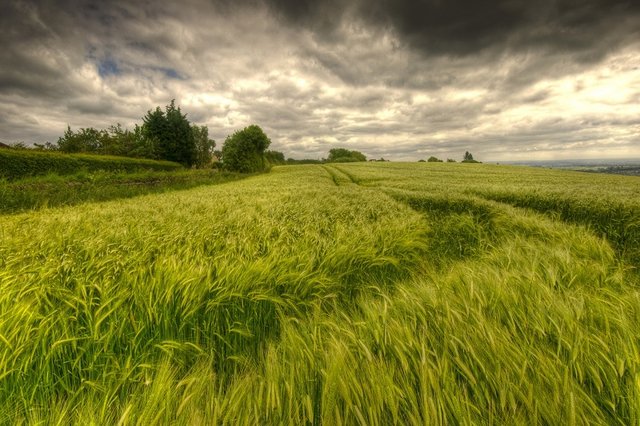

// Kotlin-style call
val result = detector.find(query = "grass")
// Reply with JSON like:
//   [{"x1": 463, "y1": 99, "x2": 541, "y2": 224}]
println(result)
[
  {"x1": 0, "y1": 149, "x2": 182, "y2": 180},
  {"x1": 0, "y1": 169, "x2": 245, "y2": 214},
  {"x1": 0, "y1": 163, "x2": 638, "y2": 424}
]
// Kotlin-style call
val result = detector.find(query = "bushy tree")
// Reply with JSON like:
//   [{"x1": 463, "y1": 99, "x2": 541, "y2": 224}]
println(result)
[
  {"x1": 56, "y1": 124, "x2": 155, "y2": 158},
  {"x1": 101, "y1": 124, "x2": 155, "y2": 158},
  {"x1": 427, "y1": 156, "x2": 443, "y2": 162},
  {"x1": 221, "y1": 125, "x2": 271, "y2": 173},
  {"x1": 57, "y1": 126, "x2": 107, "y2": 153},
  {"x1": 142, "y1": 100, "x2": 196, "y2": 167},
  {"x1": 327, "y1": 148, "x2": 366, "y2": 163},
  {"x1": 191, "y1": 125, "x2": 215, "y2": 168}
]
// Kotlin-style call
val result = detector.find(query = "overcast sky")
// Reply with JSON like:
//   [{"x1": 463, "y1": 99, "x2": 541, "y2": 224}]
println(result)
[{"x1": 1, "y1": 0, "x2": 639, "y2": 161}]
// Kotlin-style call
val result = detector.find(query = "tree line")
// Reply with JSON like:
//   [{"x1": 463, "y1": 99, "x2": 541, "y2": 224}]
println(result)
[
  {"x1": 32, "y1": 101, "x2": 215, "y2": 169},
  {"x1": 21, "y1": 100, "x2": 280, "y2": 172},
  {"x1": 418, "y1": 152, "x2": 480, "y2": 163},
  {"x1": 5, "y1": 100, "x2": 480, "y2": 171}
]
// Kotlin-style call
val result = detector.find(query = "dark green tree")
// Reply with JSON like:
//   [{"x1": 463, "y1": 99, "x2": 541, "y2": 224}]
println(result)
[
  {"x1": 327, "y1": 148, "x2": 366, "y2": 163},
  {"x1": 191, "y1": 125, "x2": 215, "y2": 168},
  {"x1": 221, "y1": 125, "x2": 271, "y2": 173},
  {"x1": 462, "y1": 152, "x2": 481, "y2": 163},
  {"x1": 57, "y1": 126, "x2": 108, "y2": 153},
  {"x1": 427, "y1": 156, "x2": 443, "y2": 162},
  {"x1": 98, "y1": 124, "x2": 152, "y2": 158},
  {"x1": 142, "y1": 100, "x2": 196, "y2": 167}
]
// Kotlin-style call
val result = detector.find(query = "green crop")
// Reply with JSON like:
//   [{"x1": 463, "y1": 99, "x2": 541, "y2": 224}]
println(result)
[{"x1": 0, "y1": 163, "x2": 638, "y2": 424}]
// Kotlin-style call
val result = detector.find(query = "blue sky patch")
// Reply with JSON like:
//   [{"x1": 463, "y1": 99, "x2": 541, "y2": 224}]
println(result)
[{"x1": 97, "y1": 58, "x2": 120, "y2": 77}]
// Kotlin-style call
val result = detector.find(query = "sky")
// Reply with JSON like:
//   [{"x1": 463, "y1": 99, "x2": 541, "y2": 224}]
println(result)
[{"x1": 1, "y1": 0, "x2": 639, "y2": 161}]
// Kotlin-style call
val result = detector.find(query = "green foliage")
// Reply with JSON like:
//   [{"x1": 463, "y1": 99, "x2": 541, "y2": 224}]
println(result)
[
  {"x1": 55, "y1": 124, "x2": 156, "y2": 158},
  {"x1": 286, "y1": 158, "x2": 323, "y2": 164},
  {"x1": 0, "y1": 149, "x2": 182, "y2": 180},
  {"x1": 7, "y1": 141, "x2": 28, "y2": 149},
  {"x1": 57, "y1": 126, "x2": 106, "y2": 153},
  {"x1": 142, "y1": 100, "x2": 197, "y2": 167},
  {"x1": 327, "y1": 148, "x2": 366, "y2": 163},
  {"x1": 1, "y1": 163, "x2": 639, "y2": 424},
  {"x1": 427, "y1": 156, "x2": 443, "y2": 162},
  {"x1": 104, "y1": 124, "x2": 156, "y2": 158},
  {"x1": 191, "y1": 125, "x2": 215, "y2": 168},
  {"x1": 462, "y1": 151, "x2": 480, "y2": 163},
  {"x1": 264, "y1": 150, "x2": 285, "y2": 165},
  {"x1": 221, "y1": 125, "x2": 271, "y2": 173}
]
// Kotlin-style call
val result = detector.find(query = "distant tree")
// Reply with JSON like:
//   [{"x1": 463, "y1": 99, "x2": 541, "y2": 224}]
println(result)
[
  {"x1": 142, "y1": 100, "x2": 196, "y2": 167},
  {"x1": 57, "y1": 126, "x2": 108, "y2": 153},
  {"x1": 265, "y1": 150, "x2": 285, "y2": 165},
  {"x1": 9, "y1": 142, "x2": 28, "y2": 150},
  {"x1": 446, "y1": 158, "x2": 456, "y2": 163},
  {"x1": 221, "y1": 125, "x2": 271, "y2": 173},
  {"x1": 286, "y1": 158, "x2": 323, "y2": 164},
  {"x1": 33, "y1": 141, "x2": 58, "y2": 151},
  {"x1": 462, "y1": 151, "x2": 481, "y2": 163},
  {"x1": 418, "y1": 159, "x2": 426, "y2": 162},
  {"x1": 427, "y1": 156, "x2": 443, "y2": 162},
  {"x1": 99, "y1": 124, "x2": 154, "y2": 158},
  {"x1": 191, "y1": 125, "x2": 215, "y2": 168},
  {"x1": 327, "y1": 148, "x2": 366, "y2": 163}
]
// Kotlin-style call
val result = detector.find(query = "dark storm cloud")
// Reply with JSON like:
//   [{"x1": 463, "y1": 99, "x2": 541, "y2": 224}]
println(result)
[{"x1": 262, "y1": 0, "x2": 640, "y2": 56}]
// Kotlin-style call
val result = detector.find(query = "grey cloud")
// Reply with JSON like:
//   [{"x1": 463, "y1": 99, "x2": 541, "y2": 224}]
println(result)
[
  {"x1": 262, "y1": 0, "x2": 640, "y2": 57},
  {"x1": 0, "y1": 0, "x2": 638, "y2": 161}
]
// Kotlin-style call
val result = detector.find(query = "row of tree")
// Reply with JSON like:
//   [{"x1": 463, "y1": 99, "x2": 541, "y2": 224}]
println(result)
[
  {"x1": 418, "y1": 152, "x2": 479, "y2": 163},
  {"x1": 16, "y1": 100, "x2": 281, "y2": 173},
  {"x1": 36, "y1": 101, "x2": 215, "y2": 168},
  {"x1": 13, "y1": 99, "x2": 479, "y2": 171}
]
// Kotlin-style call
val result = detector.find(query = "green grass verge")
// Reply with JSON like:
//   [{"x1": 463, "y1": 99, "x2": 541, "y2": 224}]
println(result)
[
  {"x1": 0, "y1": 169, "x2": 245, "y2": 214},
  {"x1": 0, "y1": 149, "x2": 182, "y2": 180}
]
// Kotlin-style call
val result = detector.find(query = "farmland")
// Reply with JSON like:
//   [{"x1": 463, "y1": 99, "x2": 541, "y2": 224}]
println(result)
[{"x1": 1, "y1": 163, "x2": 639, "y2": 424}]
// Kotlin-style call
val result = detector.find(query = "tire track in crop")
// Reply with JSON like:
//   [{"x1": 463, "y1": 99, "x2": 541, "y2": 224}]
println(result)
[
  {"x1": 330, "y1": 165, "x2": 360, "y2": 185},
  {"x1": 470, "y1": 189, "x2": 640, "y2": 270},
  {"x1": 321, "y1": 165, "x2": 358, "y2": 187}
]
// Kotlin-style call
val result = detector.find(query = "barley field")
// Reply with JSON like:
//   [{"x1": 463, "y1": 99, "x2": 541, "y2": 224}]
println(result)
[{"x1": 1, "y1": 163, "x2": 639, "y2": 424}]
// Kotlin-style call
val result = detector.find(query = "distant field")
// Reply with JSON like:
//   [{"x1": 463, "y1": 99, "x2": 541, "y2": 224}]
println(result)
[{"x1": 1, "y1": 163, "x2": 638, "y2": 424}]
